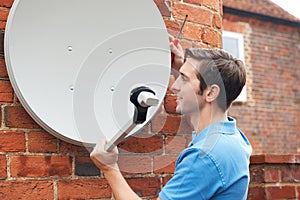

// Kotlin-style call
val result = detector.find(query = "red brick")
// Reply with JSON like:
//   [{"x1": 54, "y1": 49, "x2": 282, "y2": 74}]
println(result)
[
  {"x1": 264, "y1": 155, "x2": 298, "y2": 164},
  {"x1": 0, "y1": 155, "x2": 6, "y2": 179},
  {"x1": 75, "y1": 156, "x2": 100, "y2": 176},
  {"x1": 0, "y1": 0, "x2": 14, "y2": 8},
  {"x1": 0, "y1": 8, "x2": 9, "y2": 21},
  {"x1": 296, "y1": 155, "x2": 300, "y2": 163},
  {"x1": 0, "y1": 181, "x2": 54, "y2": 199},
  {"x1": 59, "y1": 140, "x2": 91, "y2": 153},
  {"x1": 184, "y1": 0, "x2": 202, "y2": 6},
  {"x1": 250, "y1": 155, "x2": 266, "y2": 164},
  {"x1": 164, "y1": 94, "x2": 177, "y2": 114},
  {"x1": 0, "y1": 32, "x2": 3, "y2": 51},
  {"x1": 154, "y1": 155, "x2": 176, "y2": 174},
  {"x1": 152, "y1": 113, "x2": 193, "y2": 135},
  {"x1": 247, "y1": 186, "x2": 266, "y2": 200},
  {"x1": 10, "y1": 155, "x2": 72, "y2": 177},
  {"x1": 126, "y1": 177, "x2": 160, "y2": 197},
  {"x1": 151, "y1": 113, "x2": 181, "y2": 134},
  {"x1": 281, "y1": 165, "x2": 300, "y2": 183},
  {"x1": 14, "y1": 93, "x2": 20, "y2": 104},
  {"x1": 58, "y1": 179, "x2": 111, "y2": 199},
  {"x1": 213, "y1": 13, "x2": 222, "y2": 29},
  {"x1": 249, "y1": 165, "x2": 264, "y2": 183},
  {"x1": 118, "y1": 134, "x2": 163, "y2": 154},
  {"x1": 223, "y1": 7, "x2": 300, "y2": 154},
  {"x1": 141, "y1": 122, "x2": 151, "y2": 133},
  {"x1": 184, "y1": 22, "x2": 202, "y2": 42},
  {"x1": 263, "y1": 166, "x2": 280, "y2": 183},
  {"x1": 172, "y1": 2, "x2": 212, "y2": 26},
  {"x1": 201, "y1": 27, "x2": 219, "y2": 46},
  {"x1": 4, "y1": 106, "x2": 40, "y2": 129},
  {"x1": 219, "y1": 0, "x2": 223, "y2": 15},
  {"x1": 251, "y1": 155, "x2": 299, "y2": 164},
  {"x1": 203, "y1": 0, "x2": 219, "y2": 11},
  {"x1": 162, "y1": 176, "x2": 172, "y2": 186},
  {"x1": 0, "y1": 131, "x2": 25, "y2": 152},
  {"x1": 165, "y1": 136, "x2": 186, "y2": 154},
  {"x1": 265, "y1": 186, "x2": 296, "y2": 199},
  {"x1": 165, "y1": 19, "x2": 180, "y2": 33},
  {"x1": 223, "y1": 19, "x2": 246, "y2": 33},
  {"x1": 0, "y1": 57, "x2": 8, "y2": 78},
  {"x1": 0, "y1": 21, "x2": 5, "y2": 29},
  {"x1": 153, "y1": 0, "x2": 171, "y2": 17},
  {"x1": 28, "y1": 131, "x2": 57, "y2": 153},
  {"x1": 0, "y1": 80, "x2": 13, "y2": 102},
  {"x1": 118, "y1": 155, "x2": 152, "y2": 174}
]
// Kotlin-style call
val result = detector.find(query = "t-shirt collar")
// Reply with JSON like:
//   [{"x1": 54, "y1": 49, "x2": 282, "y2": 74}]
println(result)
[{"x1": 189, "y1": 116, "x2": 236, "y2": 147}]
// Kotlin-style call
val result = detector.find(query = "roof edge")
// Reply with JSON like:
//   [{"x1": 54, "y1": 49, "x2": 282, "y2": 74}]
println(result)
[{"x1": 224, "y1": 6, "x2": 300, "y2": 27}]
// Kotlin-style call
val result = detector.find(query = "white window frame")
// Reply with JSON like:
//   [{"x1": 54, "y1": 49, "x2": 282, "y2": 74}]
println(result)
[{"x1": 222, "y1": 31, "x2": 247, "y2": 102}]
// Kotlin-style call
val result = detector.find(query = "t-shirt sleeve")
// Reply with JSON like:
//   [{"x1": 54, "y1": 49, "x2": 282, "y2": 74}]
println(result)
[{"x1": 159, "y1": 148, "x2": 223, "y2": 200}]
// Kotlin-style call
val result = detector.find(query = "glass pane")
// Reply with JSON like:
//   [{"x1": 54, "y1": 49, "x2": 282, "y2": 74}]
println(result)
[{"x1": 223, "y1": 37, "x2": 239, "y2": 58}]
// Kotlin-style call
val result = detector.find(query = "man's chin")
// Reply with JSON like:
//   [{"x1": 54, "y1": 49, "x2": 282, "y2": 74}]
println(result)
[{"x1": 176, "y1": 107, "x2": 183, "y2": 115}]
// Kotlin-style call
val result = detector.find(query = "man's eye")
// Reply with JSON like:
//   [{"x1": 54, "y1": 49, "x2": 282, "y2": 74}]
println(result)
[{"x1": 181, "y1": 76, "x2": 187, "y2": 81}]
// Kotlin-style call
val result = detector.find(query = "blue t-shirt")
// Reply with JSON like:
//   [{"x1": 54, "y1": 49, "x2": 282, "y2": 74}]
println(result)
[{"x1": 159, "y1": 117, "x2": 252, "y2": 200}]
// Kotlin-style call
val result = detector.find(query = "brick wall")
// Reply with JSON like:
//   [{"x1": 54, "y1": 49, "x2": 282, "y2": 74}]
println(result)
[
  {"x1": 248, "y1": 155, "x2": 300, "y2": 200},
  {"x1": 0, "y1": 0, "x2": 299, "y2": 199},
  {"x1": 223, "y1": 13, "x2": 300, "y2": 155},
  {"x1": 0, "y1": 0, "x2": 222, "y2": 199}
]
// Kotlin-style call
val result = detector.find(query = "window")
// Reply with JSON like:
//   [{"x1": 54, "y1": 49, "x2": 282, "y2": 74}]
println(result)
[{"x1": 222, "y1": 31, "x2": 247, "y2": 102}]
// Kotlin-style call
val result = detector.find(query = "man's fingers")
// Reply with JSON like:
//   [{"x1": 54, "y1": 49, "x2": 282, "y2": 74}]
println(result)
[
  {"x1": 177, "y1": 42, "x2": 183, "y2": 52},
  {"x1": 170, "y1": 43, "x2": 184, "y2": 58}
]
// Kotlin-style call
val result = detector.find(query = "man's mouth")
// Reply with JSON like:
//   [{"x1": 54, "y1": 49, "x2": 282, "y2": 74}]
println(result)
[{"x1": 176, "y1": 96, "x2": 183, "y2": 102}]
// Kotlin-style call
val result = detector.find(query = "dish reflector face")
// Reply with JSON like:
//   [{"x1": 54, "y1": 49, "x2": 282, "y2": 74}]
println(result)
[{"x1": 5, "y1": 0, "x2": 170, "y2": 145}]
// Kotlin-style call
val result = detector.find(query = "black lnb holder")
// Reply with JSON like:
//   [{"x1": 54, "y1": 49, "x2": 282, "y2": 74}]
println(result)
[{"x1": 130, "y1": 86, "x2": 156, "y2": 124}]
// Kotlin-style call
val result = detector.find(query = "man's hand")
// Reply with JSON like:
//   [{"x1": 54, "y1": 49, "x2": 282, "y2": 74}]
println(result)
[
  {"x1": 169, "y1": 34, "x2": 184, "y2": 71},
  {"x1": 90, "y1": 140, "x2": 160, "y2": 200},
  {"x1": 90, "y1": 140, "x2": 119, "y2": 172}
]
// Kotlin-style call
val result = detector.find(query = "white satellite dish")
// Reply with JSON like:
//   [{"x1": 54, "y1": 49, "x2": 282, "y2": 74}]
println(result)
[{"x1": 4, "y1": 0, "x2": 171, "y2": 148}]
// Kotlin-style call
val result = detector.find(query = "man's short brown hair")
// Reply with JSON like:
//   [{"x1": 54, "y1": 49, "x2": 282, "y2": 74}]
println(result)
[{"x1": 185, "y1": 48, "x2": 246, "y2": 111}]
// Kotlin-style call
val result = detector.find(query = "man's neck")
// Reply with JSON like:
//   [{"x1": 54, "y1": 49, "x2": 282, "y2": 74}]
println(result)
[{"x1": 188, "y1": 104, "x2": 228, "y2": 135}]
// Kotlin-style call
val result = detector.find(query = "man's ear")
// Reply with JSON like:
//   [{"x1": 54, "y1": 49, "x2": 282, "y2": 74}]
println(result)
[{"x1": 205, "y1": 84, "x2": 220, "y2": 103}]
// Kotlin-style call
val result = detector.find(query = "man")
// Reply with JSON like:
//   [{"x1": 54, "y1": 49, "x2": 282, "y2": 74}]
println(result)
[{"x1": 90, "y1": 35, "x2": 252, "y2": 200}]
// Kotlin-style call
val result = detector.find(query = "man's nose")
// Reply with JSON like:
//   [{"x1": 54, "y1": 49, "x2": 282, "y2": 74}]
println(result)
[{"x1": 170, "y1": 76, "x2": 179, "y2": 94}]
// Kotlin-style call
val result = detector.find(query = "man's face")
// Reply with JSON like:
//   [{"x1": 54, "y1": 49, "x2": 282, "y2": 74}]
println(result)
[{"x1": 171, "y1": 58, "x2": 204, "y2": 115}]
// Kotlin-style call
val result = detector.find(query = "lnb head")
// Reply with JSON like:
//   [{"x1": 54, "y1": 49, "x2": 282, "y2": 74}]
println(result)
[
  {"x1": 138, "y1": 91, "x2": 159, "y2": 107},
  {"x1": 130, "y1": 86, "x2": 159, "y2": 124}
]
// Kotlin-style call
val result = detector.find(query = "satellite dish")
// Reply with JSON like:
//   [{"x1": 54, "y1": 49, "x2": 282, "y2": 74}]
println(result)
[{"x1": 4, "y1": 0, "x2": 171, "y2": 147}]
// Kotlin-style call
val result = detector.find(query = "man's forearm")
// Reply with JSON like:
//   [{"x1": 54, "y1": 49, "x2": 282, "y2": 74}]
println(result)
[
  {"x1": 90, "y1": 141, "x2": 160, "y2": 200},
  {"x1": 103, "y1": 168, "x2": 141, "y2": 200}
]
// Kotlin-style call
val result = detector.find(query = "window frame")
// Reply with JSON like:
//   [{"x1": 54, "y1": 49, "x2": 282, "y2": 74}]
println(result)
[{"x1": 222, "y1": 31, "x2": 247, "y2": 102}]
